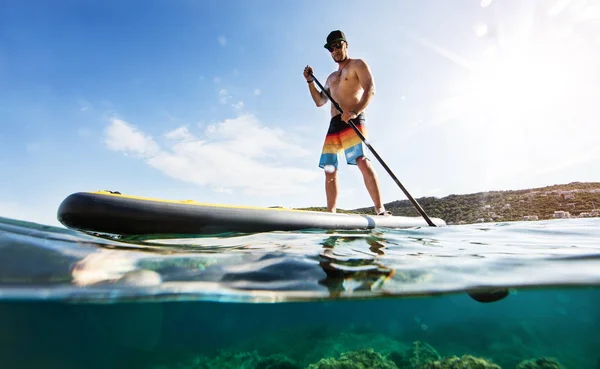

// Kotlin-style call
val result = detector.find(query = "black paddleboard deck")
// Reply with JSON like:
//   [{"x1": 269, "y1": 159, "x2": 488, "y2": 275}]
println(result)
[{"x1": 57, "y1": 191, "x2": 446, "y2": 235}]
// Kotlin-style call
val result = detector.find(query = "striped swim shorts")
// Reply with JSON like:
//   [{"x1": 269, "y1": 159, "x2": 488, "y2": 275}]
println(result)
[{"x1": 318, "y1": 113, "x2": 368, "y2": 169}]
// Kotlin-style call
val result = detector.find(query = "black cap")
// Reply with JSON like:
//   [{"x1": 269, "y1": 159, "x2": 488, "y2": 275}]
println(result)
[{"x1": 324, "y1": 30, "x2": 347, "y2": 49}]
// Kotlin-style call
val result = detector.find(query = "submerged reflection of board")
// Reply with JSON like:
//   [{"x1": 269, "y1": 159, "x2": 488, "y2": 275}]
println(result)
[
  {"x1": 57, "y1": 191, "x2": 447, "y2": 236},
  {"x1": 57, "y1": 191, "x2": 508, "y2": 304}
]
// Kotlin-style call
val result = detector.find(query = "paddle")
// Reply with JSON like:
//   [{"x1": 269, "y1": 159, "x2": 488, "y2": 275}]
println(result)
[
  {"x1": 309, "y1": 73, "x2": 437, "y2": 227},
  {"x1": 467, "y1": 289, "x2": 510, "y2": 303}
]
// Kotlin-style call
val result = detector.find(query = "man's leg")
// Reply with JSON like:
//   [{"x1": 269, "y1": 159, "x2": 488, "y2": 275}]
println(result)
[
  {"x1": 325, "y1": 168, "x2": 338, "y2": 213},
  {"x1": 356, "y1": 156, "x2": 385, "y2": 213}
]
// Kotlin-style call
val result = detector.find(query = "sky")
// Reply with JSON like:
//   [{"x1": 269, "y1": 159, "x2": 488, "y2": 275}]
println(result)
[{"x1": 1, "y1": 0, "x2": 599, "y2": 227}]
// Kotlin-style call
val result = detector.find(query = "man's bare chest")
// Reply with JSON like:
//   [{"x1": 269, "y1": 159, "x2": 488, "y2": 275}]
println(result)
[{"x1": 329, "y1": 70, "x2": 358, "y2": 92}]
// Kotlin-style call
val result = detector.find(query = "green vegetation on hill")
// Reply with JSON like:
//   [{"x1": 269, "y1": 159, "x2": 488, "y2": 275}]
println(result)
[{"x1": 298, "y1": 182, "x2": 600, "y2": 225}]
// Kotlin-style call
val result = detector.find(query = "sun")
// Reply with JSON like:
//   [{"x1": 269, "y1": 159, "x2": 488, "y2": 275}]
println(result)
[{"x1": 429, "y1": 0, "x2": 599, "y2": 183}]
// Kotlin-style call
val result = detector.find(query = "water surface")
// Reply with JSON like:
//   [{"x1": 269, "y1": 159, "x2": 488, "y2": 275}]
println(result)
[{"x1": 1, "y1": 216, "x2": 599, "y2": 368}]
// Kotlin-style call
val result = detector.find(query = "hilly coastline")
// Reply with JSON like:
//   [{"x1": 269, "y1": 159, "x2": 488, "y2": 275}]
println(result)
[{"x1": 300, "y1": 182, "x2": 600, "y2": 225}]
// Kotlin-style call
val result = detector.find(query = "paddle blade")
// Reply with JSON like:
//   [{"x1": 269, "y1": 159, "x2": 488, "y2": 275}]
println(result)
[{"x1": 467, "y1": 288, "x2": 510, "y2": 303}]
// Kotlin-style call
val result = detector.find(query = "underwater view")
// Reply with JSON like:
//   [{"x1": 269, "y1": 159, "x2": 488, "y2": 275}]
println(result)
[{"x1": 1, "y1": 216, "x2": 599, "y2": 369}]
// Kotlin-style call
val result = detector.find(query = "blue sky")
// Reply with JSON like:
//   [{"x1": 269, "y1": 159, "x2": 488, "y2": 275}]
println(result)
[{"x1": 1, "y1": 0, "x2": 599, "y2": 227}]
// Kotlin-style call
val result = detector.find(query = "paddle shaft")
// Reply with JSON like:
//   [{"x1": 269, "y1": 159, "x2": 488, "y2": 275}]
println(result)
[{"x1": 310, "y1": 73, "x2": 436, "y2": 227}]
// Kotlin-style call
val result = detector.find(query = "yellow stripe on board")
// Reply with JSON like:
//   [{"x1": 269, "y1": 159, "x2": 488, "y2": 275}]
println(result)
[{"x1": 90, "y1": 191, "x2": 311, "y2": 212}]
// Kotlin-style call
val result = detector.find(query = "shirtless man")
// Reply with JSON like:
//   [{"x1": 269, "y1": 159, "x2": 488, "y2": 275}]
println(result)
[{"x1": 303, "y1": 30, "x2": 390, "y2": 215}]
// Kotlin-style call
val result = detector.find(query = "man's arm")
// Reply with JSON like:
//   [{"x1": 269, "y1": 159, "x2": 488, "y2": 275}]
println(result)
[
  {"x1": 308, "y1": 80, "x2": 329, "y2": 107},
  {"x1": 352, "y1": 59, "x2": 376, "y2": 115},
  {"x1": 304, "y1": 65, "x2": 329, "y2": 107}
]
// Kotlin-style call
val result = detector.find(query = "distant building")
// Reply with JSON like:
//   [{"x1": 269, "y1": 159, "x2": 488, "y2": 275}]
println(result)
[
  {"x1": 523, "y1": 215, "x2": 539, "y2": 221},
  {"x1": 554, "y1": 211, "x2": 571, "y2": 219}
]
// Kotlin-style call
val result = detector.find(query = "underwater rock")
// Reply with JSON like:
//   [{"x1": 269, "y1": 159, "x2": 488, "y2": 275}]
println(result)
[
  {"x1": 191, "y1": 350, "x2": 261, "y2": 369},
  {"x1": 160, "y1": 351, "x2": 299, "y2": 369},
  {"x1": 389, "y1": 340, "x2": 441, "y2": 369},
  {"x1": 256, "y1": 354, "x2": 301, "y2": 369},
  {"x1": 422, "y1": 354, "x2": 501, "y2": 369},
  {"x1": 249, "y1": 327, "x2": 408, "y2": 366},
  {"x1": 516, "y1": 357, "x2": 562, "y2": 369},
  {"x1": 306, "y1": 348, "x2": 399, "y2": 369}
]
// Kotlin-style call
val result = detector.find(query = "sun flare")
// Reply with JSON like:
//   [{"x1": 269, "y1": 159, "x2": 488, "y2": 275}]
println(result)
[
  {"x1": 454, "y1": 43, "x2": 582, "y2": 125},
  {"x1": 427, "y1": 0, "x2": 599, "y2": 184}
]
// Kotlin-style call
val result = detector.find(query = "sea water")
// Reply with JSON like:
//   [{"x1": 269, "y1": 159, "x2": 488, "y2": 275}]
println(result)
[{"x1": 0, "y1": 216, "x2": 599, "y2": 369}]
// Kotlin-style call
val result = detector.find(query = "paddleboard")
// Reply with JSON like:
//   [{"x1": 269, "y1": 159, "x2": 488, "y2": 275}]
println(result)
[{"x1": 57, "y1": 191, "x2": 446, "y2": 235}]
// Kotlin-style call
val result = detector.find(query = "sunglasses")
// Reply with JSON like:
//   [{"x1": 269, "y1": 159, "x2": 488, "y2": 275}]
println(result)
[{"x1": 327, "y1": 42, "x2": 344, "y2": 52}]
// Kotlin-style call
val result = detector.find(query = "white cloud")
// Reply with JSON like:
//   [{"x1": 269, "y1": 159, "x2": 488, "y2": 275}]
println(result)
[
  {"x1": 204, "y1": 114, "x2": 310, "y2": 158},
  {"x1": 105, "y1": 118, "x2": 160, "y2": 158},
  {"x1": 104, "y1": 115, "x2": 317, "y2": 195},
  {"x1": 218, "y1": 88, "x2": 231, "y2": 104},
  {"x1": 164, "y1": 126, "x2": 194, "y2": 142},
  {"x1": 254, "y1": 88, "x2": 262, "y2": 96},
  {"x1": 218, "y1": 89, "x2": 245, "y2": 111},
  {"x1": 213, "y1": 77, "x2": 221, "y2": 84},
  {"x1": 218, "y1": 36, "x2": 227, "y2": 46}
]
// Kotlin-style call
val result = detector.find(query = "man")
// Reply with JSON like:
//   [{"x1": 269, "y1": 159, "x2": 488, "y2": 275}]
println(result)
[{"x1": 303, "y1": 30, "x2": 390, "y2": 216}]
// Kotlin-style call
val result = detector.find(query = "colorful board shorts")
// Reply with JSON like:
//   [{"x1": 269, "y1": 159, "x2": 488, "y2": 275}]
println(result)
[{"x1": 318, "y1": 113, "x2": 368, "y2": 169}]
